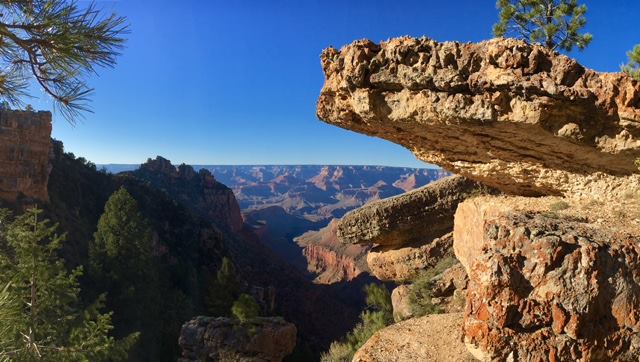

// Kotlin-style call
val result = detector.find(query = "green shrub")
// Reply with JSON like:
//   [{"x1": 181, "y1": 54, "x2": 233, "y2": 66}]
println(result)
[
  {"x1": 320, "y1": 341, "x2": 354, "y2": 362},
  {"x1": 408, "y1": 256, "x2": 457, "y2": 318},
  {"x1": 320, "y1": 284, "x2": 393, "y2": 361},
  {"x1": 232, "y1": 294, "x2": 261, "y2": 322},
  {"x1": 623, "y1": 45, "x2": 640, "y2": 81}
]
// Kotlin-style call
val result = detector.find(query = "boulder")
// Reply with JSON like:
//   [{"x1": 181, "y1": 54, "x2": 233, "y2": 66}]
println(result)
[
  {"x1": 352, "y1": 313, "x2": 476, "y2": 362},
  {"x1": 337, "y1": 176, "x2": 495, "y2": 246},
  {"x1": 454, "y1": 196, "x2": 640, "y2": 361},
  {"x1": 431, "y1": 262, "x2": 468, "y2": 314},
  {"x1": 391, "y1": 285, "x2": 413, "y2": 322},
  {"x1": 367, "y1": 232, "x2": 453, "y2": 282},
  {"x1": 178, "y1": 316, "x2": 297, "y2": 362},
  {"x1": 317, "y1": 37, "x2": 640, "y2": 197}
]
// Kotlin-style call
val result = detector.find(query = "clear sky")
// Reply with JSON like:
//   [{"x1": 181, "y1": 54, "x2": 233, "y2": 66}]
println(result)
[{"x1": 41, "y1": 0, "x2": 640, "y2": 167}]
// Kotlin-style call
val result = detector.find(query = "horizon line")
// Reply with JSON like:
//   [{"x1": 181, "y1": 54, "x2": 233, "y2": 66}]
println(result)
[{"x1": 97, "y1": 163, "x2": 443, "y2": 169}]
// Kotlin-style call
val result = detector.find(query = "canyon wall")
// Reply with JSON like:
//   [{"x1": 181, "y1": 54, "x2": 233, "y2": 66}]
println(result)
[
  {"x1": 128, "y1": 157, "x2": 244, "y2": 232},
  {"x1": 0, "y1": 110, "x2": 52, "y2": 203}
]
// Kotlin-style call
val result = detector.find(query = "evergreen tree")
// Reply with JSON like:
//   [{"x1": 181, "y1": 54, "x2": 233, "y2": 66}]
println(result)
[
  {"x1": 0, "y1": 208, "x2": 135, "y2": 361},
  {"x1": 89, "y1": 187, "x2": 159, "y2": 359},
  {"x1": 623, "y1": 45, "x2": 640, "y2": 81},
  {"x1": 0, "y1": 0, "x2": 128, "y2": 122},
  {"x1": 205, "y1": 257, "x2": 240, "y2": 316},
  {"x1": 493, "y1": 0, "x2": 592, "y2": 52}
]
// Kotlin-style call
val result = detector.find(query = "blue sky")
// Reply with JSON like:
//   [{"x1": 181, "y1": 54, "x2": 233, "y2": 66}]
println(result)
[{"x1": 41, "y1": 0, "x2": 640, "y2": 167}]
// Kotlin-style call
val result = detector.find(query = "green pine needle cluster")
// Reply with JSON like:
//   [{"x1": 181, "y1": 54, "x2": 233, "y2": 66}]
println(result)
[
  {"x1": 493, "y1": 0, "x2": 592, "y2": 52},
  {"x1": 623, "y1": 45, "x2": 640, "y2": 81},
  {"x1": 0, "y1": 208, "x2": 135, "y2": 362},
  {"x1": 231, "y1": 294, "x2": 261, "y2": 323},
  {"x1": 0, "y1": 0, "x2": 128, "y2": 123}
]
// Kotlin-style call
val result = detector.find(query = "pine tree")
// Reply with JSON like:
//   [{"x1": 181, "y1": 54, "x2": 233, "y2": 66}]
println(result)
[
  {"x1": 623, "y1": 45, "x2": 640, "y2": 81},
  {"x1": 205, "y1": 257, "x2": 240, "y2": 316},
  {"x1": 0, "y1": 208, "x2": 136, "y2": 361},
  {"x1": 493, "y1": 0, "x2": 592, "y2": 52},
  {"x1": 0, "y1": 1, "x2": 128, "y2": 122},
  {"x1": 89, "y1": 187, "x2": 159, "y2": 359}
]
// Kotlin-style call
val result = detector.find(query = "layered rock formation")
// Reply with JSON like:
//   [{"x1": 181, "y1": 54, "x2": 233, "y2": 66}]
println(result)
[
  {"x1": 455, "y1": 196, "x2": 640, "y2": 361},
  {"x1": 352, "y1": 313, "x2": 475, "y2": 362},
  {"x1": 295, "y1": 219, "x2": 370, "y2": 284},
  {"x1": 338, "y1": 176, "x2": 494, "y2": 246},
  {"x1": 367, "y1": 232, "x2": 453, "y2": 282},
  {"x1": 203, "y1": 165, "x2": 449, "y2": 221},
  {"x1": 337, "y1": 176, "x2": 494, "y2": 282},
  {"x1": 317, "y1": 37, "x2": 640, "y2": 197},
  {"x1": 0, "y1": 110, "x2": 52, "y2": 203},
  {"x1": 128, "y1": 157, "x2": 243, "y2": 231},
  {"x1": 178, "y1": 316, "x2": 297, "y2": 362}
]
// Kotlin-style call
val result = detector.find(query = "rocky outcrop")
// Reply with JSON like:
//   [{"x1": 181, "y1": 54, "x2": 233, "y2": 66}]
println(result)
[
  {"x1": 391, "y1": 285, "x2": 413, "y2": 322},
  {"x1": 317, "y1": 37, "x2": 640, "y2": 197},
  {"x1": 337, "y1": 176, "x2": 495, "y2": 246},
  {"x1": 295, "y1": 219, "x2": 370, "y2": 284},
  {"x1": 367, "y1": 232, "x2": 453, "y2": 282},
  {"x1": 352, "y1": 313, "x2": 475, "y2": 362},
  {"x1": 454, "y1": 196, "x2": 640, "y2": 361},
  {"x1": 0, "y1": 110, "x2": 52, "y2": 203},
  {"x1": 178, "y1": 316, "x2": 297, "y2": 362},
  {"x1": 129, "y1": 157, "x2": 243, "y2": 231},
  {"x1": 430, "y1": 262, "x2": 468, "y2": 314}
]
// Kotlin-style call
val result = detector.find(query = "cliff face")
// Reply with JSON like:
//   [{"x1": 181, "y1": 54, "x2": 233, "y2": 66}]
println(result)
[
  {"x1": 295, "y1": 219, "x2": 370, "y2": 284},
  {"x1": 317, "y1": 37, "x2": 640, "y2": 197},
  {"x1": 317, "y1": 37, "x2": 640, "y2": 361},
  {"x1": 0, "y1": 110, "x2": 52, "y2": 203},
  {"x1": 455, "y1": 197, "x2": 640, "y2": 361},
  {"x1": 129, "y1": 157, "x2": 243, "y2": 232}
]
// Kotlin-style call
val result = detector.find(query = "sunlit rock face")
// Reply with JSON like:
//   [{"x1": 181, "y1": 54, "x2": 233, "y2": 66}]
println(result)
[
  {"x1": 317, "y1": 36, "x2": 640, "y2": 198},
  {"x1": 454, "y1": 197, "x2": 640, "y2": 361},
  {"x1": 0, "y1": 110, "x2": 52, "y2": 203}
]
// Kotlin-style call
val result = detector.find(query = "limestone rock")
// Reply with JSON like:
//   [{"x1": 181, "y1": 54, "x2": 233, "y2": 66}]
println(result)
[
  {"x1": 317, "y1": 37, "x2": 640, "y2": 197},
  {"x1": 178, "y1": 316, "x2": 297, "y2": 362},
  {"x1": 352, "y1": 313, "x2": 476, "y2": 362},
  {"x1": 337, "y1": 176, "x2": 495, "y2": 246},
  {"x1": 391, "y1": 285, "x2": 413, "y2": 322},
  {"x1": 454, "y1": 197, "x2": 640, "y2": 361},
  {"x1": 367, "y1": 232, "x2": 453, "y2": 282},
  {"x1": 0, "y1": 110, "x2": 52, "y2": 203}
]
